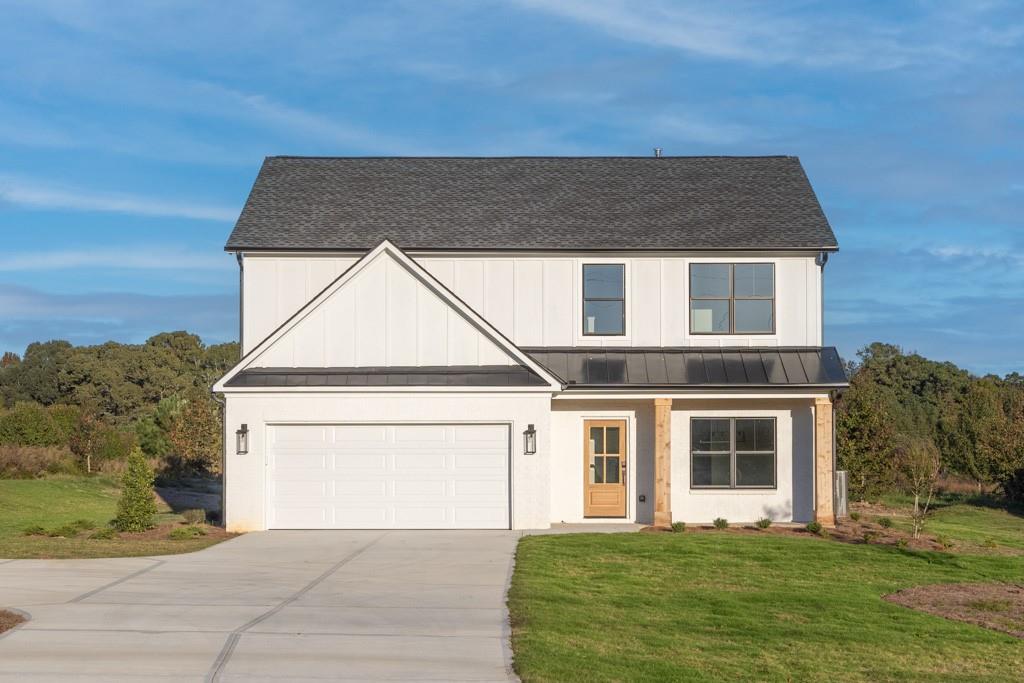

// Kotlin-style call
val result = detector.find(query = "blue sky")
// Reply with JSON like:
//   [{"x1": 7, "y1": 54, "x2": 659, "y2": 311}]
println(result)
[{"x1": 0, "y1": 1, "x2": 1021, "y2": 375}]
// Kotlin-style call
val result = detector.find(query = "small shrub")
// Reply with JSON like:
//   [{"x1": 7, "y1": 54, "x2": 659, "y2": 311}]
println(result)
[
  {"x1": 983, "y1": 538, "x2": 999, "y2": 549},
  {"x1": 21, "y1": 524, "x2": 46, "y2": 536},
  {"x1": 712, "y1": 517, "x2": 728, "y2": 529},
  {"x1": 182, "y1": 508, "x2": 206, "y2": 525},
  {"x1": 114, "y1": 448, "x2": 158, "y2": 532},
  {"x1": 805, "y1": 521, "x2": 823, "y2": 535},
  {"x1": 849, "y1": 511, "x2": 861, "y2": 522},
  {"x1": 47, "y1": 523, "x2": 84, "y2": 538},
  {"x1": 863, "y1": 530, "x2": 880, "y2": 543},
  {"x1": 73, "y1": 518, "x2": 96, "y2": 531},
  {"x1": 756, "y1": 517, "x2": 772, "y2": 529},
  {"x1": 877, "y1": 516, "x2": 893, "y2": 528},
  {"x1": 169, "y1": 525, "x2": 207, "y2": 540},
  {"x1": 89, "y1": 527, "x2": 117, "y2": 540},
  {"x1": 670, "y1": 521, "x2": 685, "y2": 533},
  {"x1": 935, "y1": 535, "x2": 953, "y2": 549},
  {"x1": 895, "y1": 538, "x2": 908, "y2": 550}
]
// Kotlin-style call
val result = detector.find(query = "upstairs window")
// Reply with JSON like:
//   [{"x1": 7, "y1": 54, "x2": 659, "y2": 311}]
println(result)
[
  {"x1": 582, "y1": 264, "x2": 625, "y2": 336},
  {"x1": 690, "y1": 263, "x2": 774, "y2": 334}
]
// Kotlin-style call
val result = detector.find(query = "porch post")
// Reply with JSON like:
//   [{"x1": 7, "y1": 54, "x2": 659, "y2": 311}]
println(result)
[
  {"x1": 653, "y1": 397, "x2": 673, "y2": 528},
  {"x1": 814, "y1": 396, "x2": 836, "y2": 527}
]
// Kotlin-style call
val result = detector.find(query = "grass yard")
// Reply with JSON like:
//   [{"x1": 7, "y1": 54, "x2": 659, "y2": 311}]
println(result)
[
  {"x1": 0, "y1": 477, "x2": 230, "y2": 559},
  {"x1": 509, "y1": 503, "x2": 1024, "y2": 682}
]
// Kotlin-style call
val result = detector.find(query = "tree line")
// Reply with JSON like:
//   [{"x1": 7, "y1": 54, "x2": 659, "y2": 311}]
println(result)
[
  {"x1": 0, "y1": 332, "x2": 238, "y2": 477},
  {"x1": 836, "y1": 342, "x2": 1024, "y2": 503}
]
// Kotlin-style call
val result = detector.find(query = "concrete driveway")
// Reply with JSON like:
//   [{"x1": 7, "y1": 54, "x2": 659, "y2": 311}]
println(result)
[{"x1": 0, "y1": 531, "x2": 520, "y2": 682}]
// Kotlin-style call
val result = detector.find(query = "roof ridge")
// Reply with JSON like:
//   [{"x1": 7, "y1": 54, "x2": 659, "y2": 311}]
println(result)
[{"x1": 265, "y1": 155, "x2": 798, "y2": 160}]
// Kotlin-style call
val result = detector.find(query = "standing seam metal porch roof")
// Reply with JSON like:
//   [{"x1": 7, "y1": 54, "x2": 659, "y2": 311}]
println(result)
[
  {"x1": 225, "y1": 156, "x2": 838, "y2": 251},
  {"x1": 524, "y1": 347, "x2": 848, "y2": 388}
]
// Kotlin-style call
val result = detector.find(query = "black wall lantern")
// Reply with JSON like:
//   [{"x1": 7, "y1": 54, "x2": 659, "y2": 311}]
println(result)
[
  {"x1": 236, "y1": 423, "x2": 249, "y2": 455},
  {"x1": 523, "y1": 423, "x2": 537, "y2": 455}
]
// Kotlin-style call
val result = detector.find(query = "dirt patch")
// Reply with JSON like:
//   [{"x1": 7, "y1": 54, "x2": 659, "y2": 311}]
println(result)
[
  {"x1": 0, "y1": 610, "x2": 26, "y2": 634},
  {"x1": 885, "y1": 583, "x2": 1024, "y2": 638}
]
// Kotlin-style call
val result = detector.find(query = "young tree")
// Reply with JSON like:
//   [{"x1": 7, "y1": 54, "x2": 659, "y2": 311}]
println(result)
[
  {"x1": 114, "y1": 448, "x2": 158, "y2": 532},
  {"x1": 68, "y1": 412, "x2": 103, "y2": 473},
  {"x1": 168, "y1": 391, "x2": 222, "y2": 475},
  {"x1": 895, "y1": 436, "x2": 941, "y2": 539}
]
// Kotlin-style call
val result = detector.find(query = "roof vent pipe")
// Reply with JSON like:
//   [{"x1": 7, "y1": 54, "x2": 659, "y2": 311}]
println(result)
[{"x1": 653, "y1": 147, "x2": 663, "y2": 158}]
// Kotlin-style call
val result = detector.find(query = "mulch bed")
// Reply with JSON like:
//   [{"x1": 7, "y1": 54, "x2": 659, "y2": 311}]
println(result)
[
  {"x1": 885, "y1": 583, "x2": 1024, "y2": 638},
  {"x1": 122, "y1": 522, "x2": 235, "y2": 541},
  {"x1": 0, "y1": 610, "x2": 26, "y2": 635}
]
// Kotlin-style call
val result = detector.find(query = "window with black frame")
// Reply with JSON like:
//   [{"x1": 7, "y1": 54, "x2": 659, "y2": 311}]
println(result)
[
  {"x1": 689, "y1": 263, "x2": 774, "y2": 334},
  {"x1": 691, "y1": 417, "x2": 776, "y2": 488},
  {"x1": 582, "y1": 263, "x2": 625, "y2": 335}
]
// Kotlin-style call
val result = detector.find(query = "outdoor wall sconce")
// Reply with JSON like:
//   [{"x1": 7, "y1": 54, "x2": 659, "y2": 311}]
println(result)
[
  {"x1": 236, "y1": 423, "x2": 249, "y2": 455},
  {"x1": 523, "y1": 424, "x2": 537, "y2": 455}
]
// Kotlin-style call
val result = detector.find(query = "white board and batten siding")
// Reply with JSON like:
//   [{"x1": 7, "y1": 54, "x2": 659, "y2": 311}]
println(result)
[
  {"x1": 242, "y1": 254, "x2": 822, "y2": 356},
  {"x1": 247, "y1": 253, "x2": 514, "y2": 368},
  {"x1": 267, "y1": 423, "x2": 510, "y2": 529}
]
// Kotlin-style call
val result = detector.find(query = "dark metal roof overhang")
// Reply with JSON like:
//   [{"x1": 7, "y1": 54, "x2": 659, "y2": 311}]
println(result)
[
  {"x1": 224, "y1": 365, "x2": 549, "y2": 388},
  {"x1": 523, "y1": 347, "x2": 848, "y2": 389}
]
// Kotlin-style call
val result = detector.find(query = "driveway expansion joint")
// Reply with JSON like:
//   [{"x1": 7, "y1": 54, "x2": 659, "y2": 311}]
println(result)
[
  {"x1": 68, "y1": 558, "x2": 165, "y2": 603},
  {"x1": 205, "y1": 531, "x2": 389, "y2": 683}
]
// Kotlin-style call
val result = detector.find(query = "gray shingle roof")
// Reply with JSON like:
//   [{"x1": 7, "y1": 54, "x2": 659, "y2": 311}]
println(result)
[
  {"x1": 524, "y1": 347, "x2": 848, "y2": 388},
  {"x1": 225, "y1": 156, "x2": 837, "y2": 251}
]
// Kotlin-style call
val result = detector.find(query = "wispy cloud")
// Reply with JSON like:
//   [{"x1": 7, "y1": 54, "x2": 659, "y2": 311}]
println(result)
[
  {"x1": 512, "y1": 0, "x2": 1015, "y2": 71},
  {"x1": 0, "y1": 176, "x2": 236, "y2": 221},
  {"x1": 0, "y1": 246, "x2": 231, "y2": 272}
]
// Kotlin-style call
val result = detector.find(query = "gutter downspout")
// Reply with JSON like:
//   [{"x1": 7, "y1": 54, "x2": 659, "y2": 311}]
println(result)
[{"x1": 236, "y1": 252, "x2": 244, "y2": 353}]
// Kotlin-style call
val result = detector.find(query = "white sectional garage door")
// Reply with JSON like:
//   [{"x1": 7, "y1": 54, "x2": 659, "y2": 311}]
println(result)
[{"x1": 267, "y1": 423, "x2": 510, "y2": 529}]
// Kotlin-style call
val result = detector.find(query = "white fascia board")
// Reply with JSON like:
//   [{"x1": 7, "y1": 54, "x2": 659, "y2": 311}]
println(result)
[{"x1": 214, "y1": 239, "x2": 563, "y2": 392}]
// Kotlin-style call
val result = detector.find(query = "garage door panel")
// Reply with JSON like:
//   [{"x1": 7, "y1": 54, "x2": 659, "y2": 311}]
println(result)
[
  {"x1": 453, "y1": 479, "x2": 506, "y2": 496},
  {"x1": 393, "y1": 452, "x2": 447, "y2": 470},
  {"x1": 334, "y1": 507, "x2": 390, "y2": 524},
  {"x1": 394, "y1": 480, "x2": 447, "y2": 496},
  {"x1": 453, "y1": 425, "x2": 508, "y2": 443},
  {"x1": 272, "y1": 425, "x2": 329, "y2": 446},
  {"x1": 393, "y1": 425, "x2": 448, "y2": 443},
  {"x1": 274, "y1": 480, "x2": 329, "y2": 498},
  {"x1": 268, "y1": 423, "x2": 510, "y2": 529},
  {"x1": 336, "y1": 452, "x2": 388, "y2": 470},
  {"x1": 273, "y1": 507, "x2": 329, "y2": 528},
  {"x1": 333, "y1": 425, "x2": 388, "y2": 443},
  {"x1": 334, "y1": 480, "x2": 387, "y2": 496},
  {"x1": 453, "y1": 452, "x2": 506, "y2": 469}
]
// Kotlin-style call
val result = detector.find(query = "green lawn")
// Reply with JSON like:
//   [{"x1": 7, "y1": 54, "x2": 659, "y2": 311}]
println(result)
[
  {"x1": 509, "y1": 506, "x2": 1024, "y2": 682},
  {"x1": 877, "y1": 494, "x2": 1024, "y2": 552},
  {"x1": 0, "y1": 477, "x2": 228, "y2": 559}
]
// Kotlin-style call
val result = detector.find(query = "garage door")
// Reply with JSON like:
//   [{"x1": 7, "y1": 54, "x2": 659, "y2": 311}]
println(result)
[{"x1": 267, "y1": 423, "x2": 510, "y2": 529}]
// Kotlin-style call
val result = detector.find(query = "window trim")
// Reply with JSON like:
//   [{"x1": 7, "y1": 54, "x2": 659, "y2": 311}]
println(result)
[
  {"x1": 688, "y1": 262, "x2": 776, "y2": 335},
  {"x1": 581, "y1": 262, "x2": 626, "y2": 337},
  {"x1": 689, "y1": 416, "x2": 777, "y2": 490}
]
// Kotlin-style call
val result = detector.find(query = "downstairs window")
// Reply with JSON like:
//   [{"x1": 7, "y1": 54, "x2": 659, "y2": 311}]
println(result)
[{"x1": 691, "y1": 417, "x2": 776, "y2": 488}]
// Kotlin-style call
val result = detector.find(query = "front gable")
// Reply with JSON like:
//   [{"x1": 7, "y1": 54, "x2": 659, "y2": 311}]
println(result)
[{"x1": 214, "y1": 240, "x2": 562, "y2": 391}]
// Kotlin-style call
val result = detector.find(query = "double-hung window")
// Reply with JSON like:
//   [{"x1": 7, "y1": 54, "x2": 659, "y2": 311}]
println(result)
[
  {"x1": 691, "y1": 417, "x2": 776, "y2": 488},
  {"x1": 690, "y1": 263, "x2": 774, "y2": 334},
  {"x1": 582, "y1": 264, "x2": 625, "y2": 336}
]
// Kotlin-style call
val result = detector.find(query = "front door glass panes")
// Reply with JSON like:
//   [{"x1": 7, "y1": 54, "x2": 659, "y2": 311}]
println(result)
[{"x1": 589, "y1": 424, "x2": 624, "y2": 484}]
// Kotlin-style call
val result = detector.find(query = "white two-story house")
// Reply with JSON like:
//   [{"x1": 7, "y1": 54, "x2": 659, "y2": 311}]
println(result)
[{"x1": 213, "y1": 156, "x2": 847, "y2": 532}]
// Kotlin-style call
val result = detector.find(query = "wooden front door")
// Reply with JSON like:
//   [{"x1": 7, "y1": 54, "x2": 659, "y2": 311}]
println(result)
[{"x1": 583, "y1": 419, "x2": 627, "y2": 517}]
